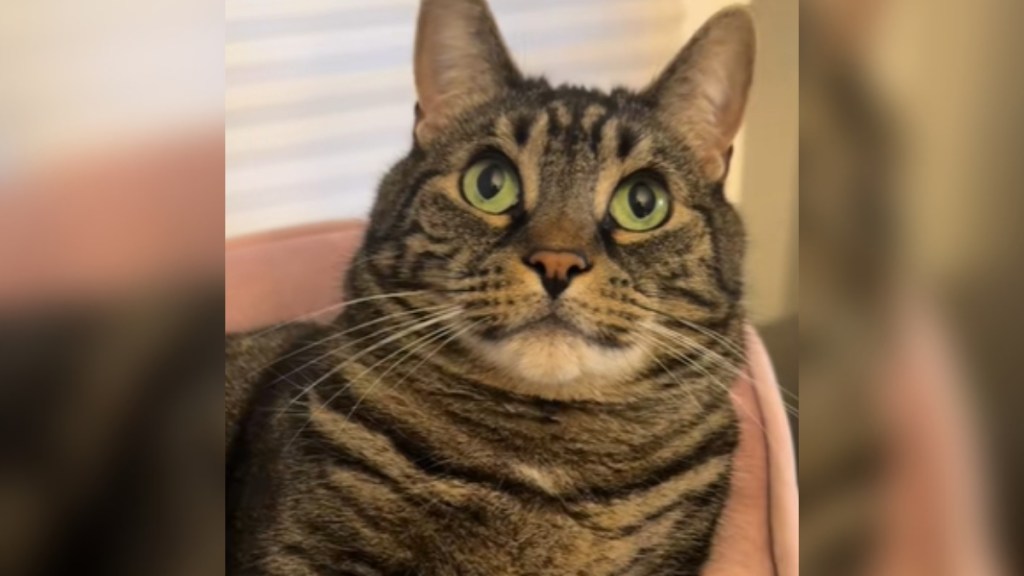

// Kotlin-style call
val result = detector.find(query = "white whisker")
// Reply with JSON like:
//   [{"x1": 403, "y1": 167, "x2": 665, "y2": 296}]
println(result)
[
  {"x1": 244, "y1": 289, "x2": 429, "y2": 338},
  {"x1": 280, "y1": 308, "x2": 463, "y2": 411},
  {"x1": 243, "y1": 303, "x2": 457, "y2": 380}
]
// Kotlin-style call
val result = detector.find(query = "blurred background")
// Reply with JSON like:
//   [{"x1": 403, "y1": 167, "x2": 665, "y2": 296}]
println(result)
[
  {"x1": 801, "y1": 0, "x2": 1024, "y2": 574},
  {"x1": 1, "y1": 2, "x2": 224, "y2": 576}
]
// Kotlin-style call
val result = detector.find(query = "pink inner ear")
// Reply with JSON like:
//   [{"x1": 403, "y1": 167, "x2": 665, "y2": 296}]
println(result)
[
  {"x1": 647, "y1": 8, "x2": 754, "y2": 182},
  {"x1": 696, "y1": 149, "x2": 728, "y2": 183},
  {"x1": 651, "y1": 69, "x2": 748, "y2": 182}
]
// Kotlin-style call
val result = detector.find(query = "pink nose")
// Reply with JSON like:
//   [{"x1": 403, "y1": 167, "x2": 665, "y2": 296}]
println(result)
[{"x1": 524, "y1": 250, "x2": 591, "y2": 298}]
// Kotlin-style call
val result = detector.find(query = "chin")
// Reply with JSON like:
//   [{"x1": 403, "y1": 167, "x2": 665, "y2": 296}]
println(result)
[{"x1": 467, "y1": 326, "x2": 650, "y2": 400}]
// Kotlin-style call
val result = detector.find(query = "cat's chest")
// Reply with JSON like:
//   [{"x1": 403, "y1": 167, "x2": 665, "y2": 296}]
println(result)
[
  {"x1": 272, "y1": 372, "x2": 734, "y2": 574},
  {"x1": 347, "y1": 478, "x2": 686, "y2": 575},
  {"x1": 277, "y1": 446, "x2": 723, "y2": 575},
  {"x1": 451, "y1": 510, "x2": 672, "y2": 575}
]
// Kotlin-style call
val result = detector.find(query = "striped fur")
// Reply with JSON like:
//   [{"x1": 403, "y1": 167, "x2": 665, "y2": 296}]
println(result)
[{"x1": 228, "y1": 2, "x2": 755, "y2": 574}]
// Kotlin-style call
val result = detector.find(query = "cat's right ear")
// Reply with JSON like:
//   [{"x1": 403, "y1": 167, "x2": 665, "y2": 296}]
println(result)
[{"x1": 413, "y1": 0, "x2": 521, "y2": 144}]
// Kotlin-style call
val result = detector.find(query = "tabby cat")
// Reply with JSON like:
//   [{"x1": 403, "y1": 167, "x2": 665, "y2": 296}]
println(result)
[{"x1": 227, "y1": 1, "x2": 756, "y2": 574}]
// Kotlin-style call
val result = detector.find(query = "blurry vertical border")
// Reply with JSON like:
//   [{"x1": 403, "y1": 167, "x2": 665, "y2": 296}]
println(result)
[
  {"x1": 0, "y1": 1, "x2": 225, "y2": 576},
  {"x1": 799, "y1": 0, "x2": 1022, "y2": 574}
]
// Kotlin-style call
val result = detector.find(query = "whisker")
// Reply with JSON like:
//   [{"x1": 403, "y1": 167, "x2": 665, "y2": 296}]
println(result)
[
  {"x1": 648, "y1": 325, "x2": 746, "y2": 378},
  {"x1": 645, "y1": 334, "x2": 772, "y2": 438},
  {"x1": 632, "y1": 331, "x2": 706, "y2": 413},
  {"x1": 636, "y1": 305, "x2": 800, "y2": 409},
  {"x1": 268, "y1": 305, "x2": 461, "y2": 389},
  {"x1": 280, "y1": 308, "x2": 463, "y2": 411},
  {"x1": 243, "y1": 289, "x2": 429, "y2": 338},
  {"x1": 643, "y1": 331, "x2": 796, "y2": 437},
  {"x1": 287, "y1": 319, "x2": 474, "y2": 452},
  {"x1": 242, "y1": 303, "x2": 457, "y2": 380},
  {"x1": 390, "y1": 319, "x2": 481, "y2": 392},
  {"x1": 630, "y1": 300, "x2": 754, "y2": 368},
  {"x1": 647, "y1": 326, "x2": 799, "y2": 417},
  {"x1": 340, "y1": 322, "x2": 469, "y2": 420},
  {"x1": 647, "y1": 323, "x2": 798, "y2": 412}
]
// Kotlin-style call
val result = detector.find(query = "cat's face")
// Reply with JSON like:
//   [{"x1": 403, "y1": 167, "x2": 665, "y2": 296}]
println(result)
[{"x1": 350, "y1": 0, "x2": 755, "y2": 399}]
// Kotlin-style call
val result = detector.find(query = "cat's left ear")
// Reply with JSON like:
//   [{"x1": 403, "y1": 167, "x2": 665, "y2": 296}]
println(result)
[
  {"x1": 643, "y1": 6, "x2": 755, "y2": 182},
  {"x1": 414, "y1": 0, "x2": 522, "y2": 144}
]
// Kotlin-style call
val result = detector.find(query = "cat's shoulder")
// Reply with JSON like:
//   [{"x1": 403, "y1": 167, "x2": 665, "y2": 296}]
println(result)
[{"x1": 226, "y1": 322, "x2": 333, "y2": 445}]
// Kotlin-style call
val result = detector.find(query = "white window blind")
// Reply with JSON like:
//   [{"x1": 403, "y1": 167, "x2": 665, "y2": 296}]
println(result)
[{"x1": 226, "y1": 0, "x2": 741, "y2": 238}]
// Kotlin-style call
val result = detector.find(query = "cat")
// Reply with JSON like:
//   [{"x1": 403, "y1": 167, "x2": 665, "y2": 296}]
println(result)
[{"x1": 227, "y1": 1, "x2": 755, "y2": 574}]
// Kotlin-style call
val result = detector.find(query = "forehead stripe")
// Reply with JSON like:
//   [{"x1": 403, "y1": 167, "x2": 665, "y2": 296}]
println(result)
[
  {"x1": 546, "y1": 105, "x2": 562, "y2": 137},
  {"x1": 513, "y1": 113, "x2": 533, "y2": 147},
  {"x1": 588, "y1": 111, "x2": 612, "y2": 155},
  {"x1": 566, "y1": 103, "x2": 586, "y2": 147},
  {"x1": 617, "y1": 127, "x2": 639, "y2": 161}
]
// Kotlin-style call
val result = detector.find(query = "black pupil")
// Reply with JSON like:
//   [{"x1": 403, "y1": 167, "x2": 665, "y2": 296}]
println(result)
[
  {"x1": 628, "y1": 182, "x2": 657, "y2": 218},
  {"x1": 477, "y1": 163, "x2": 505, "y2": 199}
]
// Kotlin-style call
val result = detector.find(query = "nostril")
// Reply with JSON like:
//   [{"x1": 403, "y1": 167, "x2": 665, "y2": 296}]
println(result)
[
  {"x1": 524, "y1": 256, "x2": 547, "y2": 278},
  {"x1": 524, "y1": 250, "x2": 591, "y2": 298},
  {"x1": 565, "y1": 260, "x2": 587, "y2": 279}
]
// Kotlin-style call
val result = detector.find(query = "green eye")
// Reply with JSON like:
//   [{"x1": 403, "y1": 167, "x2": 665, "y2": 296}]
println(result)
[
  {"x1": 608, "y1": 175, "x2": 671, "y2": 231},
  {"x1": 461, "y1": 156, "x2": 521, "y2": 214}
]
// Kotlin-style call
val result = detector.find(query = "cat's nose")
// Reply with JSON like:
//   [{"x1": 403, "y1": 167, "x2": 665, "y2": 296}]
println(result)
[{"x1": 523, "y1": 250, "x2": 591, "y2": 298}]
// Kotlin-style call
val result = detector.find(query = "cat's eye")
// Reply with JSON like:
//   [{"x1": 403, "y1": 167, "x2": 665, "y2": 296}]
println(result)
[
  {"x1": 608, "y1": 175, "x2": 671, "y2": 231},
  {"x1": 461, "y1": 155, "x2": 521, "y2": 214}
]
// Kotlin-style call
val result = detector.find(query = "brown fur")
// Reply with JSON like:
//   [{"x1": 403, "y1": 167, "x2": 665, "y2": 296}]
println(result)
[{"x1": 227, "y1": 2, "x2": 755, "y2": 574}]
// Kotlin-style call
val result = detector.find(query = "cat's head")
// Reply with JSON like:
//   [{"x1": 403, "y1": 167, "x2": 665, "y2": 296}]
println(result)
[{"x1": 350, "y1": 0, "x2": 755, "y2": 399}]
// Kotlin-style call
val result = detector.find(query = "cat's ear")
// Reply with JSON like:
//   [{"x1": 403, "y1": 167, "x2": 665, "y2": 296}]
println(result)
[
  {"x1": 643, "y1": 6, "x2": 755, "y2": 182},
  {"x1": 414, "y1": 0, "x2": 521, "y2": 143}
]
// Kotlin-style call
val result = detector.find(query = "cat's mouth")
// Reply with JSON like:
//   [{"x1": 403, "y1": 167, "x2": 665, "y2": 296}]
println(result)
[
  {"x1": 479, "y1": 309, "x2": 626, "y2": 349},
  {"x1": 504, "y1": 315, "x2": 584, "y2": 339},
  {"x1": 463, "y1": 308, "x2": 649, "y2": 391}
]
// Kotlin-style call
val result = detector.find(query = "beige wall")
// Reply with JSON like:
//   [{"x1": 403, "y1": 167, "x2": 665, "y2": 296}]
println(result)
[{"x1": 737, "y1": 0, "x2": 799, "y2": 324}]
